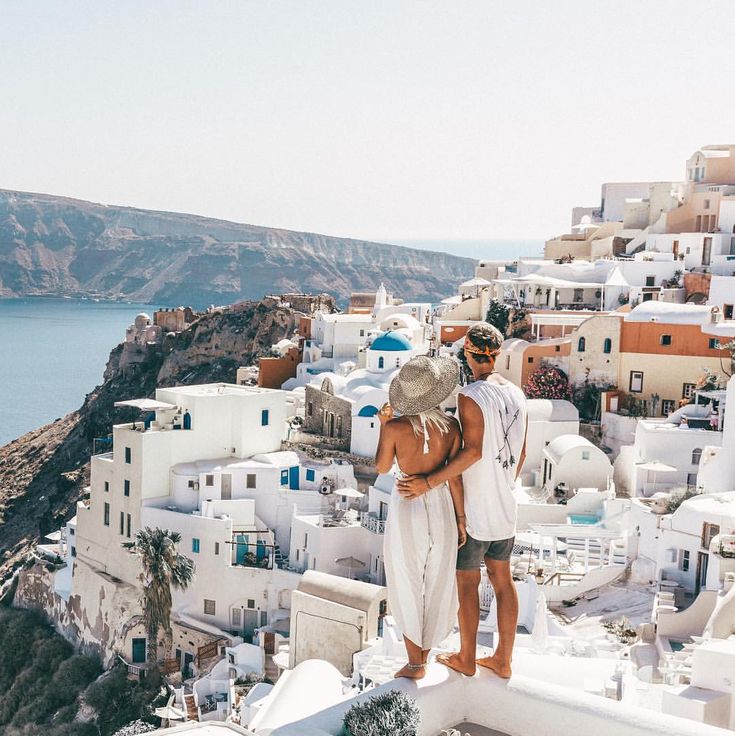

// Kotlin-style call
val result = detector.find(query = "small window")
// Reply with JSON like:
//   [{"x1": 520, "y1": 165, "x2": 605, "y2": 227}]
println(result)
[
  {"x1": 378, "y1": 356, "x2": 384, "y2": 369},
  {"x1": 578, "y1": 336, "x2": 586, "y2": 353},
  {"x1": 247, "y1": 473, "x2": 257, "y2": 489},
  {"x1": 527, "y1": 356, "x2": 533, "y2": 364},
  {"x1": 359, "y1": 329, "x2": 365, "y2": 337},
  {"x1": 303, "y1": 533, "x2": 308, "y2": 548},
  {"x1": 704, "y1": 199, "x2": 710, "y2": 210},
  {"x1": 660, "y1": 334, "x2": 672, "y2": 346},
  {"x1": 603, "y1": 338, "x2": 612, "y2": 354},
  {"x1": 214, "y1": 542, "x2": 219, "y2": 555},
  {"x1": 645, "y1": 276, "x2": 655, "y2": 287},
  {"x1": 124, "y1": 479, "x2": 130, "y2": 497},
  {"x1": 231, "y1": 608, "x2": 241, "y2": 626},
  {"x1": 307, "y1": 402, "x2": 313, "y2": 417},
  {"x1": 205, "y1": 474, "x2": 214, "y2": 487},
  {"x1": 261, "y1": 409, "x2": 270, "y2": 426},
  {"x1": 555, "y1": 345, "x2": 560, "y2": 352},
  {"x1": 103, "y1": 503, "x2": 110, "y2": 527},
  {"x1": 192, "y1": 538, "x2": 200, "y2": 554},
  {"x1": 581, "y1": 451, "x2": 590, "y2": 460},
  {"x1": 124, "y1": 447, "x2": 131, "y2": 464},
  {"x1": 691, "y1": 448, "x2": 702, "y2": 466},
  {"x1": 687, "y1": 472, "x2": 698, "y2": 487},
  {"x1": 724, "y1": 304, "x2": 734, "y2": 320},
  {"x1": 120, "y1": 512, "x2": 125, "y2": 535},
  {"x1": 629, "y1": 371, "x2": 644, "y2": 393},
  {"x1": 126, "y1": 513, "x2": 131, "y2": 538},
  {"x1": 204, "y1": 599, "x2": 216, "y2": 615},
  {"x1": 709, "y1": 338, "x2": 719, "y2": 349},
  {"x1": 682, "y1": 383, "x2": 695, "y2": 399},
  {"x1": 306, "y1": 469, "x2": 315, "y2": 482},
  {"x1": 280, "y1": 469, "x2": 289, "y2": 485},
  {"x1": 678, "y1": 550, "x2": 690, "y2": 572},
  {"x1": 661, "y1": 400, "x2": 676, "y2": 416},
  {"x1": 247, "y1": 599, "x2": 256, "y2": 609},
  {"x1": 104, "y1": 481, "x2": 109, "y2": 493},
  {"x1": 187, "y1": 479, "x2": 196, "y2": 488},
  {"x1": 505, "y1": 355, "x2": 511, "y2": 370}
]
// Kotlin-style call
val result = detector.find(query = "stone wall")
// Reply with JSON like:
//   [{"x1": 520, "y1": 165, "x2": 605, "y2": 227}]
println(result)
[
  {"x1": 303, "y1": 385, "x2": 352, "y2": 450},
  {"x1": 15, "y1": 559, "x2": 147, "y2": 667}
]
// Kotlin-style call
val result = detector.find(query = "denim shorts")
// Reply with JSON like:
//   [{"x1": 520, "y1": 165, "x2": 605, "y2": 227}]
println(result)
[{"x1": 456, "y1": 533, "x2": 515, "y2": 570}]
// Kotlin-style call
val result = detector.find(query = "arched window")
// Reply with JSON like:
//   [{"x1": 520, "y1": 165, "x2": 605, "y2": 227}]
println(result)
[
  {"x1": 578, "y1": 336, "x2": 586, "y2": 353},
  {"x1": 378, "y1": 356, "x2": 384, "y2": 369},
  {"x1": 603, "y1": 338, "x2": 612, "y2": 354},
  {"x1": 691, "y1": 448, "x2": 702, "y2": 465}
]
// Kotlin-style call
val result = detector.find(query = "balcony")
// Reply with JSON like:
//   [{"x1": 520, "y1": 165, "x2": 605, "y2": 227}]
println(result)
[{"x1": 361, "y1": 513, "x2": 386, "y2": 535}]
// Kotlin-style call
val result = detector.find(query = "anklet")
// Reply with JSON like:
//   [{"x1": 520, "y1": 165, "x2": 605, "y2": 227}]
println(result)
[{"x1": 406, "y1": 663, "x2": 426, "y2": 671}]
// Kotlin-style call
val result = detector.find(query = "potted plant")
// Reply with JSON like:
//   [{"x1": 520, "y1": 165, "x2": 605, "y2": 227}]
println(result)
[{"x1": 343, "y1": 690, "x2": 420, "y2": 736}]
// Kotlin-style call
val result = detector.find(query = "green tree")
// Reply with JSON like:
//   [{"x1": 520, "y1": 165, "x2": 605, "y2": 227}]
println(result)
[
  {"x1": 123, "y1": 528, "x2": 195, "y2": 679},
  {"x1": 485, "y1": 299, "x2": 510, "y2": 336}
]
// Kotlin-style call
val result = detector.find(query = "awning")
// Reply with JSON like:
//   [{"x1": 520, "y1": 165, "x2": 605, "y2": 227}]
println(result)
[
  {"x1": 114, "y1": 399, "x2": 177, "y2": 411},
  {"x1": 44, "y1": 530, "x2": 62, "y2": 541}
]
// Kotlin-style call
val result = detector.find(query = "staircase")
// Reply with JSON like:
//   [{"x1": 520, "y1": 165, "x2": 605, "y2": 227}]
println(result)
[
  {"x1": 183, "y1": 694, "x2": 199, "y2": 722},
  {"x1": 274, "y1": 544, "x2": 287, "y2": 569}
]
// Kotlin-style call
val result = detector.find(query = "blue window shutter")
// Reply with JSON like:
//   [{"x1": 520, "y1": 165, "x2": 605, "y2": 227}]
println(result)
[{"x1": 261, "y1": 409, "x2": 269, "y2": 426}]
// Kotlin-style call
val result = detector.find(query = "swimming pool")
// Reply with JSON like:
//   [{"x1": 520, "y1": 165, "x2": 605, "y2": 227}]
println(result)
[{"x1": 567, "y1": 514, "x2": 601, "y2": 525}]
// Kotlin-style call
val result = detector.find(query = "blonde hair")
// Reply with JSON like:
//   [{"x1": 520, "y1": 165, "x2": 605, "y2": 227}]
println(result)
[{"x1": 406, "y1": 407, "x2": 452, "y2": 438}]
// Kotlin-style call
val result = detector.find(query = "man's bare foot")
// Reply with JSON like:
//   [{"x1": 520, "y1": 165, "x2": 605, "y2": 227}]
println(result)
[
  {"x1": 437, "y1": 651, "x2": 476, "y2": 676},
  {"x1": 394, "y1": 663, "x2": 426, "y2": 680},
  {"x1": 476, "y1": 654, "x2": 512, "y2": 679}
]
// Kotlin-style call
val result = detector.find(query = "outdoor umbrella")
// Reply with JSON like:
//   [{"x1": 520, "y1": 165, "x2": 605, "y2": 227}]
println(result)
[
  {"x1": 635, "y1": 461, "x2": 677, "y2": 495},
  {"x1": 154, "y1": 696, "x2": 186, "y2": 727},
  {"x1": 335, "y1": 555, "x2": 366, "y2": 579}
]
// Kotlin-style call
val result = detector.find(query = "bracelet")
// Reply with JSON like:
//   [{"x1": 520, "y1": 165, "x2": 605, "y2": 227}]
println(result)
[{"x1": 456, "y1": 515, "x2": 466, "y2": 520}]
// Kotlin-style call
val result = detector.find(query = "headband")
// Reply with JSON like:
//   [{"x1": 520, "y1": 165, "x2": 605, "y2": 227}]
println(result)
[{"x1": 463, "y1": 336, "x2": 500, "y2": 358}]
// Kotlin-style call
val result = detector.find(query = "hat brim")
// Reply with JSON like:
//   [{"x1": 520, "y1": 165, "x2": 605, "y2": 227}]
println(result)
[{"x1": 389, "y1": 357, "x2": 459, "y2": 416}]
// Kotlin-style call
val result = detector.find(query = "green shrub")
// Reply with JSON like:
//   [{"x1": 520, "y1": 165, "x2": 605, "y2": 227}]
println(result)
[
  {"x1": 0, "y1": 608, "x2": 157, "y2": 736},
  {"x1": 343, "y1": 690, "x2": 420, "y2": 736}
]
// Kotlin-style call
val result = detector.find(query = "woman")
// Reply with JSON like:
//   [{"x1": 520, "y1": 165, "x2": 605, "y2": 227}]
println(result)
[{"x1": 375, "y1": 355, "x2": 466, "y2": 679}]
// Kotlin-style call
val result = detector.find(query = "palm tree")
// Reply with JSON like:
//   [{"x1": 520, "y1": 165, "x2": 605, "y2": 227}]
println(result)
[{"x1": 123, "y1": 527, "x2": 195, "y2": 679}]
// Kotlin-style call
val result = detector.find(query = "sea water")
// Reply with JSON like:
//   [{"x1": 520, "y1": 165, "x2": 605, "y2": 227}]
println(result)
[{"x1": 0, "y1": 298, "x2": 157, "y2": 446}]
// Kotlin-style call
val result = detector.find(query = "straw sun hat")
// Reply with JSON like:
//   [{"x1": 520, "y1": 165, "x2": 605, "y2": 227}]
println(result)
[{"x1": 389, "y1": 355, "x2": 459, "y2": 416}]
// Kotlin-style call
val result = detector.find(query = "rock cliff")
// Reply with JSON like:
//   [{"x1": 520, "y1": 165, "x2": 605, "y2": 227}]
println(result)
[
  {"x1": 0, "y1": 298, "x2": 317, "y2": 583},
  {"x1": 0, "y1": 189, "x2": 474, "y2": 305}
]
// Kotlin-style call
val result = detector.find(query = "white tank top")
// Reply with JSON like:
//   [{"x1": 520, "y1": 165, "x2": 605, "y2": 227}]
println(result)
[{"x1": 458, "y1": 378, "x2": 527, "y2": 541}]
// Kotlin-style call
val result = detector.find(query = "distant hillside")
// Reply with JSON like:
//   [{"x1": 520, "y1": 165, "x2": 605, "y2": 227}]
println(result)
[{"x1": 0, "y1": 190, "x2": 474, "y2": 305}]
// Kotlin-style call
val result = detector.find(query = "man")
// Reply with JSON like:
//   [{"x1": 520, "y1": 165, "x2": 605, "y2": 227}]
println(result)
[{"x1": 398, "y1": 322, "x2": 527, "y2": 678}]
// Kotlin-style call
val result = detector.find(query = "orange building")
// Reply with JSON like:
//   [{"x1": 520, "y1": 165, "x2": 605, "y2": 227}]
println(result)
[
  {"x1": 258, "y1": 345, "x2": 301, "y2": 389},
  {"x1": 617, "y1": 303, "x2": 724, "y2": 415}
]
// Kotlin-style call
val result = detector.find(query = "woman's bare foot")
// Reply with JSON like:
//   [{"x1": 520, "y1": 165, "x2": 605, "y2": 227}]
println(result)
[
  {"x1": 394, "y1": 663, "x2": 426, "y2": 680},
  {"x1": 437, "y1": 651, "x2": 476, "y2": 676},
  {"x1": 476, "y1": 654, "x2": 512, "y2": 679}
]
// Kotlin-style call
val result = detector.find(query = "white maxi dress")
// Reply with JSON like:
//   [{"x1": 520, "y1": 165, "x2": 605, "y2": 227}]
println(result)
[{"x1": 383, "y1": 425, "x2": 458, "y2": 649}]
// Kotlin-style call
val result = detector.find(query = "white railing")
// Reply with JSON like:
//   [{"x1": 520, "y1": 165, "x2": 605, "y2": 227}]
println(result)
[{"x1": 361, "y1": 514, "x2": 386, "y2": 534}]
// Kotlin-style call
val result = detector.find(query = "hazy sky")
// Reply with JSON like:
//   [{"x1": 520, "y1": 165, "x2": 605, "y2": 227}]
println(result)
[{"x1": 2, "y1": 1, "x2": 734, "y2": 243}]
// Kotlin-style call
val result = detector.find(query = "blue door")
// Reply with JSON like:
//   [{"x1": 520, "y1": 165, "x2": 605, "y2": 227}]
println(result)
[
  {"x1": 289, "y1": 466, "x2": 300, "y2": 490},
  {"x1": 132, "y1": 637, "x2": 146, "y2": 664},
  {"x1": 235, "y1": 534, "x2": 249, "y2": 565}
]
